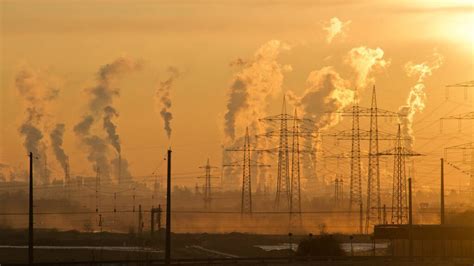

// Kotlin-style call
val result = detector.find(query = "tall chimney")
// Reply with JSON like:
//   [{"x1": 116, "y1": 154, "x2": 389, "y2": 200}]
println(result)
[
  {"x1": 165, "y1": 149, "x2": 172, "y2": 265},
  {"x1": 28, "y1": 152, "x2": 34, "y2": 265}
]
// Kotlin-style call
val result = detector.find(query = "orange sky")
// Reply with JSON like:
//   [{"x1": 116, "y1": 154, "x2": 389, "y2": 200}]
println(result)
[{"x1": 0, "y1": 0, "x2": 473, "y2": 192}]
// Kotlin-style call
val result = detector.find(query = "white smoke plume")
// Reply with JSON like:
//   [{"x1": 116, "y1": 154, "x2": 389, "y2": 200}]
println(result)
[
  {"x1": 346, "y1": 46, "x2": 390, "y2": 90},
  {"x1": 74, "y1": 57, "x2": 141, "y2": 180},
  {"x1": 50, "y1": 123, "x2": 69, "y2": 177},
  {"x1": 16, "y1": 67, "x2": 59, "y2": 184},
  {"x1": 295, "y1": 67, "x2": 353, "y2": 131},
  {"x1": 224, "y1": 39, "x2": 292, "y2": 142},
  {"x1": 222, "y1": 40, "x2": 291, "y2": 190},
  {"x1": 155, "y1": 67, "x2": 180, "y2": 139},
  {"x1": 399, "y1": 52, "x2": 444, "y2": 148},
  {"x1": 324, "y1": 17, "x2": 351, "y2": 44}
]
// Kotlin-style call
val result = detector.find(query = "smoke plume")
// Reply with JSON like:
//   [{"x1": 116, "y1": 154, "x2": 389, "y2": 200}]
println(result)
[
  {"x1": 50, "y1": 123, "x2": 69, "y2": 176},
  {"x1": 224, "y1": 39, "x2": 291, "y2": 142},
  {"x1": 324, "y1": 17, "x2": 351, "y2": 44},
  {"x1": 16, "y1": 67, "x2": 59, "y2": 184},
  {"x1": 74, "y1": 57, "x2": 141, "y2": 180},
  {"x1": 346, "y1": 46, "x2": 389, "y2": 89},
  {"x1": 296, "y1": 67, "x2": 353, "y2": 131},
  {"x1": 103, "y1": 106, "x2": 121, "y2": 153},
  {"x1": 155, "y1": 67, "x2": 181, "y2": 139},
  {"x1": 399, "y1": 52, "x2": 444, "y2": 148}
]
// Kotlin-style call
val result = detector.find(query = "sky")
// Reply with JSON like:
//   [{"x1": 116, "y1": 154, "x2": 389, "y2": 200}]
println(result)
[{"x1": 0, "y1": 0, "x2": 473, "y2": 192}]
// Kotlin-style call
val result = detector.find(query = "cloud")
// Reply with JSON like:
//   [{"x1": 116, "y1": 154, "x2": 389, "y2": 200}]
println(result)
[{"x1": 323, "y1": 17, "x2": 351, "y2": 44}]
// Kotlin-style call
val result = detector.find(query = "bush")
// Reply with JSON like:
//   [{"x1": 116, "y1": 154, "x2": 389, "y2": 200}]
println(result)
[{"x1": 296, "y1": 235, "x2": 344, "y2": 257}]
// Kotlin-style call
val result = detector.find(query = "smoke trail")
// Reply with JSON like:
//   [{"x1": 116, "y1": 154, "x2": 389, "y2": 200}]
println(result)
[
  {"x1": 155, "y1": 67, "x2": 180, "y2": 139},
  {"x1": 399, "y1": 52, "x2": 444, "y2": 148},
  {"x1": 16, "y1": 67, "x2": 59, "y2": 184},
  {"x1": 103, "y1": 106, "x2": 120, "y2": 153},
  {"x1": 324, "y1": 17, "x2": 351, "y2": 44},
  {"x1": 50, "y1": 123, "x2": 69, "y2": 176},
  {"x1": 224, "y1": 39, "x2": 292, "y2": 142},
  {"x1": 74, "y1": 57, "x2": 141, "y2": 180},
  {"x1": 346, "y1": 46, "x2": 390, "y2": 90}
]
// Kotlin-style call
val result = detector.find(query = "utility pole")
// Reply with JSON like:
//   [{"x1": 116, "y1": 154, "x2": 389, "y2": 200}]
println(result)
[
  {"x1": 440, "y1": 158, "x2": 445, "y2": 225},
  {"x1": 378, "y1": 125, "x2": 422, "y2": 224},
  {"x1": 28, "y1": 152, "x2": 34, "y2": 266},
  {"x1": 259, "y1": 98, "x2": 316, "y2": 213},
  {"x1": 224, "y1": 127, "x2": 271, "y2": 215},
  {"x1": 349, "y1": 94, "x2": 363, "y2": 220},
  {"x1": 241, "y1": 128, "x2": 252, "y2": 214},
  {"x1": 165, "y1": 149, "x2": 172, "y2": 265},
  {"x1": 197, "y1": 159, "x2": 219, "y2": 209},
  {"x1": 290, "y1": 109, "x2": 302, "y2": 222},
  {"x1": 324, "y1": 87, "x2": 403, "y2": 233},
  {"x1": 275, "y1": 97, "x2": 291, "y2": 211},
  {"x1": 366, "y1": 86, "x2": 382, "y2": 233}
]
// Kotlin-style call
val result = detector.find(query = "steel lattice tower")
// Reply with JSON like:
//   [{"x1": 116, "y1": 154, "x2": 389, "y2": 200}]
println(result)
[
  {"x1": 290, "y1": 109, "x2": 302, "y2": 216},
  {"x1": 275, "y1": 98, "x2": 291, "y2": 211},
  {"x1": 349, "y1": 96, "x2": 363, "y2": 214},
  {"x1": 365, "y1": 86, "x2": 382, "y2": 233},
  {"x1": 224, "y1": 127, "x2": 270, "y2": 215},
  {"x1": 392, "y1": 125, "x2": 408, "y2": 224},
  {"x1": 197, "y1": 159, "x2": 218, "y2": 209},
  {"x1": 378, "y1": 124, "x2": 422, "y2": 224},
  {"x1": 241, "y1": 128, "x2": 252, "y2": 214}
]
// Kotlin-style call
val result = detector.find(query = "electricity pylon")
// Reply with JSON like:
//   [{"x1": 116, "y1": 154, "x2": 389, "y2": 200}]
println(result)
[
  {"x1": 290, "y1": 109, "x2": 302, "y2": 221},
  {"x1": 260, "y1": 97, "x2": 316, "y2": 212},
  {"x1": 224, "y1": 127, "x2": 271, "y2": 214},
  {"x1": 276, "y1": 97, "x2": 290, "y2": 211},
  {"x1": 327, "y1": 86, "x2": 403, "y2": 233},
  {"x1": 365, "y1": 85, "x2": 381, "y2": 234},
  {"x1": 197, "y1": 159, "x2": 219, "y2": 209},
  {"x1": 378, "y1": 124, "x2": 422, "y2": 224}
]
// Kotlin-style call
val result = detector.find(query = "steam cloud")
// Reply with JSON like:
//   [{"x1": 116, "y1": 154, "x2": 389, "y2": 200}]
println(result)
[
  {"x1": 224, "y1": 39, "x2": 292, "y2": 142},
  {"x1": 155, "y1": 67, "x2": 180, "y2": 139},
  {"x1": 222, "y1": 40, "x2": 291, "y2": 189},
  {"x1": 399, "y1": 52, "x2": 444, "y2": 148},
  {"x1": 16, "y1": 67, "x2": 59, "y2": 184},
  {"x1": 346, "y1": 46, "x2": 389, "y2": 90},
  {"x1": 50, "y1": 123, "x2": 69, "y2": 177},
  {"x1": 324, "y1": 17, "x2": 351, "y2": 44},
  {"x1": 74, "y1": 57, "x2": 140, "y2": 181},
  {"x1": 288, "y1": 46, "x2": 388, "y2": 184}
]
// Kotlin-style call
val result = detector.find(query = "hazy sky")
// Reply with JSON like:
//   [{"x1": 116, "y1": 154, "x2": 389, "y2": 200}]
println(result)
[{"x1": 0, "y1": 0, "x2": 473, "y2": 191}]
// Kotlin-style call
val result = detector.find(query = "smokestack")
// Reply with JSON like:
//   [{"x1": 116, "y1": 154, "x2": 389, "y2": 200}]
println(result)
[
  {"x1": 165, "y1": 148, "x2": 172, "y2": 265},
  {"x1": 28, "y1": 152, "x2": 34, "y2": 265}
]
